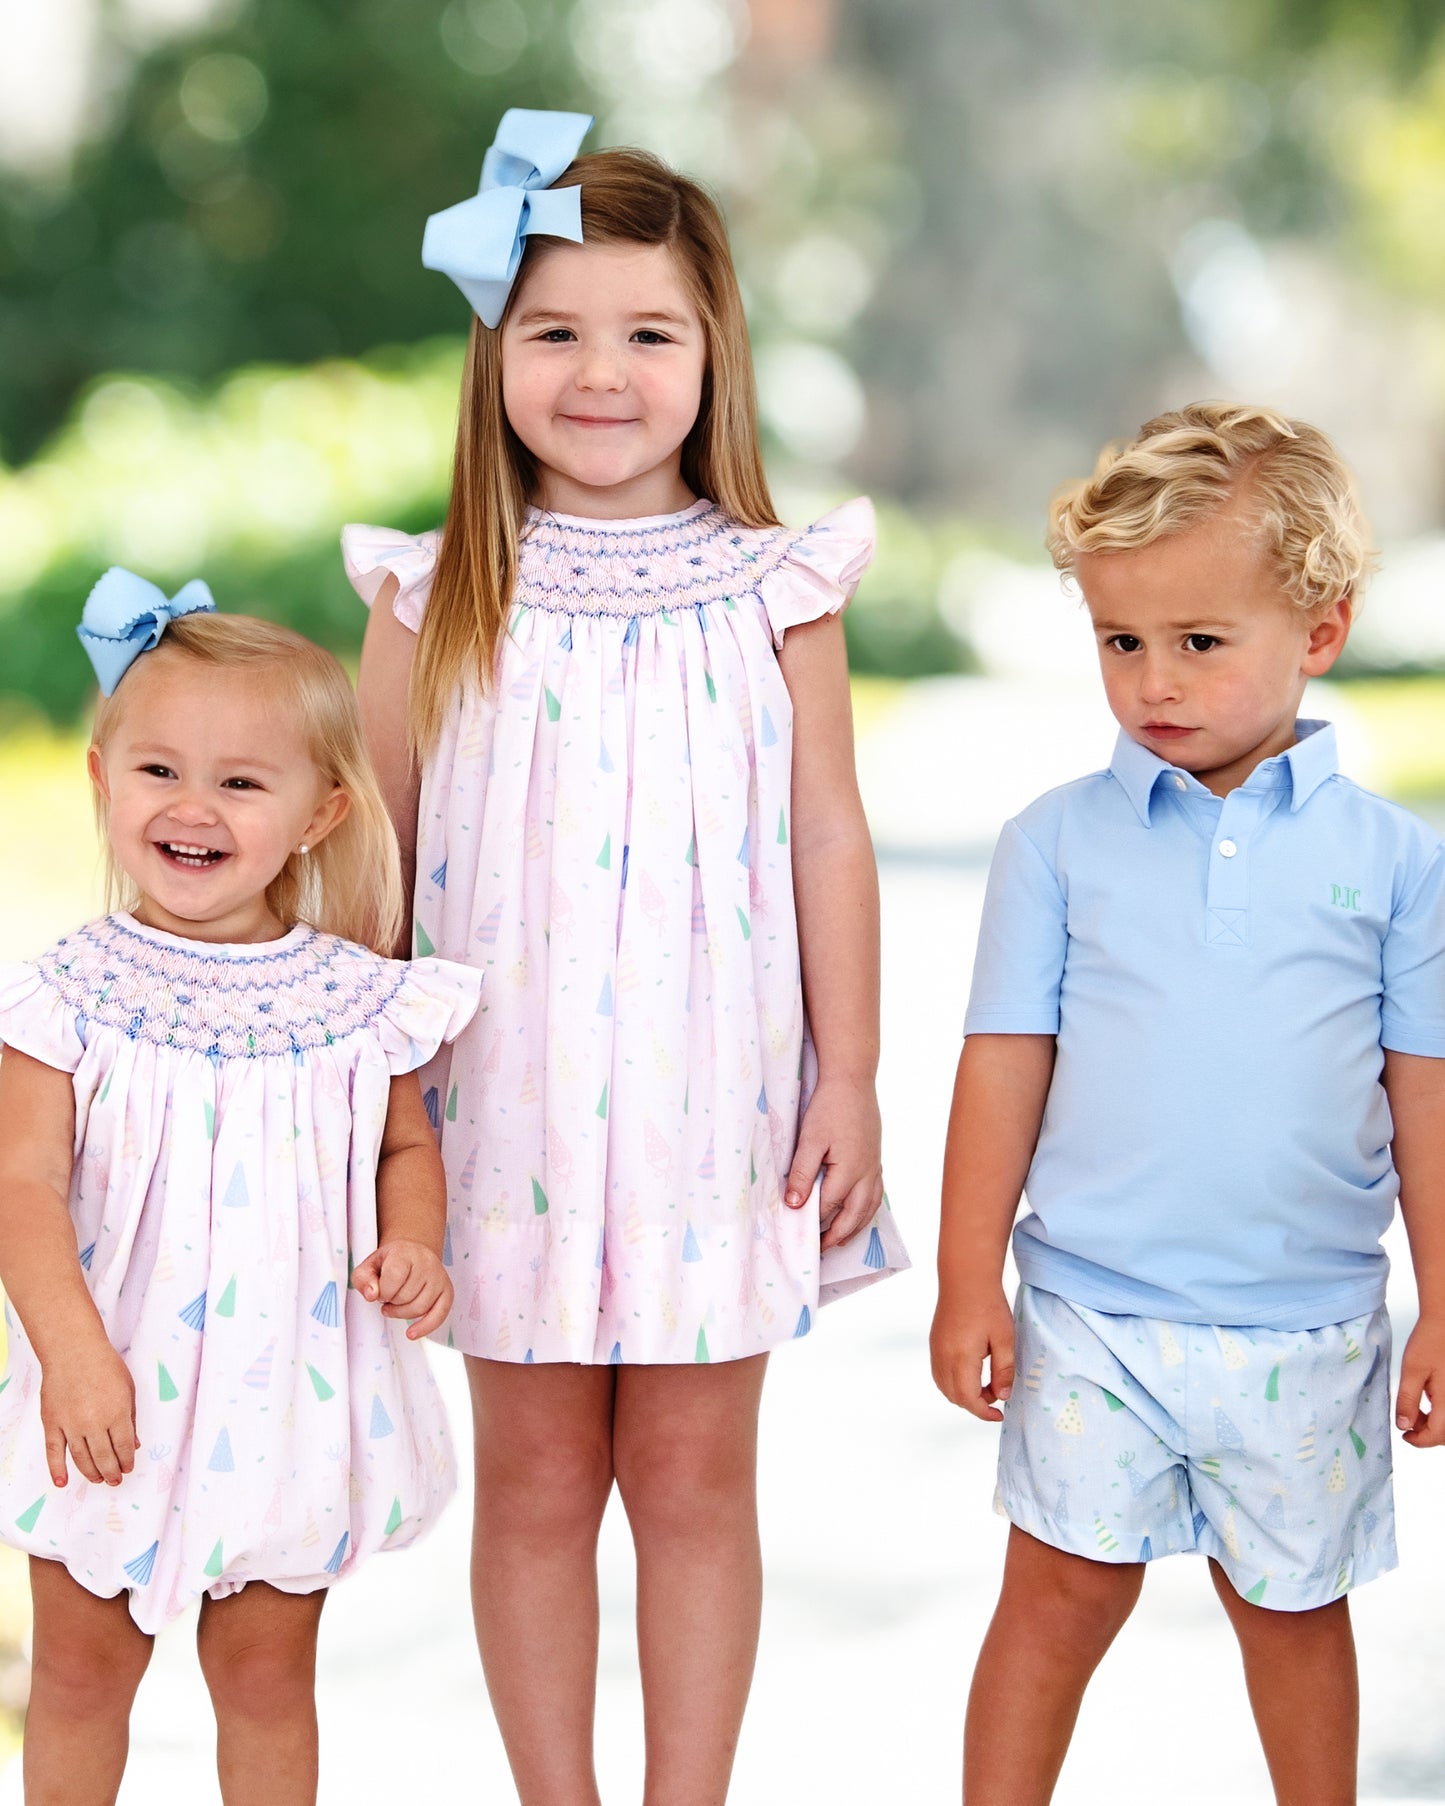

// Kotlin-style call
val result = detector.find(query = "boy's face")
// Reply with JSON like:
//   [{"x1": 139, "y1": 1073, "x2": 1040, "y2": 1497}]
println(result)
[{"x1": 1077, "y1": 504, "x2": 1351, "y2": 798}]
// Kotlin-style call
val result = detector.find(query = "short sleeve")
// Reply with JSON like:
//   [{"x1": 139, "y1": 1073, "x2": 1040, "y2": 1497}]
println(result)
[
  {"x1": 0, "y1": 964, "x2": 85, "y2": 1074},
  {"x1": 373, "y1": 957, "x2": 483, "y2": 1076},
  {"x1": 1381, "y1": 845, "x2": 1445, "y2": 1057},
  {"x1": 962, "y1": 820, "x2": 1068, "y2": 1038},
  {"x1": 757, "y1": 497, "x2": 875, "y2": 649},
  {"x1": 341, "y1": 525, "x2": 441, "y2": 634}
]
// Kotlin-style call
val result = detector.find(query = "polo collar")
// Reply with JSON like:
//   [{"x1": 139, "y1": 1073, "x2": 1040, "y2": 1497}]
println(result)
[{"x1": 1109, "y1": 719, "x2": 1338, "y2": 826}]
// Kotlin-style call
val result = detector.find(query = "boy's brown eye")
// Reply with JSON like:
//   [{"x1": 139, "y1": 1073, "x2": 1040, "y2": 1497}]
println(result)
[{"x1": 1187, "y1": 634, "x2": 1218, "y2": 652}]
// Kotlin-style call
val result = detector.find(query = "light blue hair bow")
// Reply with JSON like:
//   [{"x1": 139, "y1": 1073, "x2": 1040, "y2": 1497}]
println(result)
[
  {"x1": 77, "y1": 566, "x2": 217, "y2": 695},
  {"x1": 422, "y1": 107, "x2": 594, "y2": 328}
]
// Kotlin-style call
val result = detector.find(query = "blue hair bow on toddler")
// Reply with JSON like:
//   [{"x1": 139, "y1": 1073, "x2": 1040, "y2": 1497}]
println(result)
[
  {"x1": 77, "y1": 566, "x2": 217, "y2": 695},
  {"x1": 422, "y1": 107, "x2": 594, "y2": 328}
]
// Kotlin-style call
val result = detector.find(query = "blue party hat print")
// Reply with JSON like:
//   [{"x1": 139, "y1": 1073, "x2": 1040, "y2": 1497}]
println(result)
[
  {"x1": 310, "y1": 1282, "x2": 340, "y2": 1329},
  {"x1": 208, "y1": 1428, "x2": 235, "y2": 1473},
  {"x1": 794, "y1": 1306, "x2": 811, "y2": 1338},
  {"x1": 369, "y1": 1394, "x2": 395, "y2": 1439},
  {"x1": 324, "y1": 1533, "x2": 349, "y2": 1576},
  {"x1": 681, "y1": 1223, "x2": 702, "y2": 1262},
  {"x1": 178, "y1": 1291, "x2": 207, "y2": 1332},
  {"x1": 862, "y1": 1226, "x2": 886, "y2": 1271},
  {"x1": 124, "y1": 1541, "x2": 159, "y2": 1586}
]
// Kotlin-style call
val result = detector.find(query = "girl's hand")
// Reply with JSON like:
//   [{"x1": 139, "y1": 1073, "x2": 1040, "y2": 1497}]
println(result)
[
  {"x1": 352, "y1": 1241, "x2": 454, "y2": 1340},
  {"x1": 40, "y1": 1342, "x2": 138, "y2": 1487},
  {"x1": 784, "y1": 1074, "x2": 884, "y2": 1251},
  {"x1": 1396, "y1": 1315, "x2": 1445, "y2": 1447},
  {"x1": 930, "y1": 1286, "x2": 1015, "y2": 1422}
]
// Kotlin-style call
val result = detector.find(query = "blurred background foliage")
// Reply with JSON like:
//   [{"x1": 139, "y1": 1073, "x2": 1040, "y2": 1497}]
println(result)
[{"x1": 4, "y1": 0, "x2": 1445, "y2": 723}]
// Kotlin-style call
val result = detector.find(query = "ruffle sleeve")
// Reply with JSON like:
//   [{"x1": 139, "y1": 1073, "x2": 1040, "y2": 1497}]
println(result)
[
  {"x1": 341, "y1": 525, "x2": 441, "y2": 634},
  {"x1": 373, "y1": 957, "x2": 483, "y2": 1077},
  {"x1": 757, "y1": 497, "x2": 876, "y2": 649},
  {"x1": 0, "y1": 964, "x2": 85, "y2": 1074}
]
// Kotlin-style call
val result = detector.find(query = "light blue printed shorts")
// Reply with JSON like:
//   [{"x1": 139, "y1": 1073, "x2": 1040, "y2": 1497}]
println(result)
[{"x1": 996, "y1": 1285, "x2": 1397, "y2": 1612}]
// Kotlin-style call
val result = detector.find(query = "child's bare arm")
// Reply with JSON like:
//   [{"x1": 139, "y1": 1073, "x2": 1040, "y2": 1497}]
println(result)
[
  {"x1": 352, "y1": 1072, "x2": 454, "y2": 1340},
  {"x1": 356, "y1": 574, "x2": 421, "y2": 957},
  {"x1": 931, "y1": 1033, "x2": 1055, "y2": 1421},
  {"x1": 778, "y1": 611, "x2": 882, "y2": 1251},
  {"x1": 1383, "y1": 1049, "x2": 1445, "y2": 1446},
  {"x1": 0, "y1": 1048, "x2": 137, "y2": 1485}
]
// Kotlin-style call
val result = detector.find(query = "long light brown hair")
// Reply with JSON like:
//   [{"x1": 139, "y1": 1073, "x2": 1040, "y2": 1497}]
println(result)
[
  {"x1": 412, "y1": 146, "x2": 780, "y2": 753},
  {"x1": 91, "y1": 614, "x2": 406, "y2": 954}
]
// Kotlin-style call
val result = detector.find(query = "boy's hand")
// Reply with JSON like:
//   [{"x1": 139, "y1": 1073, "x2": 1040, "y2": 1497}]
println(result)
[
  {"x1": 40, "y1": 1341, "x2": 137, "y2": 1488},
  {"x1": 353, "y1": 1241, "x2": 454, "y2": 1340},
  {"x1": 931, "y1": 1286, "x2": 1015, "y2": 1422},
  {"x1": 1396, "y1": 1316, "x2": 1445, "y2": 1447},
  {"x1": 784, "y1": 1074, "x2": 884, "y2": 1251}
]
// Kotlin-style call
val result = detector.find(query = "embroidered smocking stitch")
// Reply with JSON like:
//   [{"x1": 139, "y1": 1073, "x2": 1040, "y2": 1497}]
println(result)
[
  {"x1": 512, "y1": 507, "x2": 814, "y2": 618},
  {"x1": 33, "y1": 917, "x2": 409, "y2": 1058}
]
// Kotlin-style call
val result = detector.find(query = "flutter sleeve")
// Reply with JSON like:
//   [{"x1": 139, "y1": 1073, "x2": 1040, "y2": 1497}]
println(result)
[
  {"x1": 372, "y1": 957, "x2": 483, "y2": 1077},
  {"x1": 341, "y1": 525, "x2": 442, "y2": 634},
  {"x1": 0, "y1": 964, "x2": 85, "y2": 1074},
  {"x1": 756, "y1": 497, "x2": 876, "y2": 649}
]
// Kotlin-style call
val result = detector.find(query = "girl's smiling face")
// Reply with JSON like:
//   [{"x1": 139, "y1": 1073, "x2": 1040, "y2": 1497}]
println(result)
[
  {"x1": 501, "y1": 239, "x2": 707, "y2": 519},
  {"x1": 89, "y1": 656, "x2": 348, "y2": 944}
]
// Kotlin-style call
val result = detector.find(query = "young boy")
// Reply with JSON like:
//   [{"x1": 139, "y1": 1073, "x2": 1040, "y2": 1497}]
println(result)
[{"x1": 932, "y1": 402, "x2": 1445, "y2": 1806}]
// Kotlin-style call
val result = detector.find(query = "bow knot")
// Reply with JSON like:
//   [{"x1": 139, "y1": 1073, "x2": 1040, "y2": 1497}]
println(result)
[
  {"x1": 422, "y1": 108, "x2": 594, "y2": 327},
  {"x1": 77, "y1": 567, "x2": 217, "y2": 695}
]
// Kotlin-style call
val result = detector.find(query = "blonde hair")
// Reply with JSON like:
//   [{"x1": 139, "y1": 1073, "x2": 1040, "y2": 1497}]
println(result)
[
  {"x1": 1047, "y1": 401, "x2": 1375, "y2": 614},
  {"x1": 91, "y1": 614, "x2": 405, "y2": 955},
  {"x1": 412, "y1": 145, "x2": 780, "y2": 753}
]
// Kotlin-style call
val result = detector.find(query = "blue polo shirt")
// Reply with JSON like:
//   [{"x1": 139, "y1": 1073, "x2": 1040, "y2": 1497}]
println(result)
[{"x1": 964, "y1": 720, "x2": 1445, "y2": 1329}]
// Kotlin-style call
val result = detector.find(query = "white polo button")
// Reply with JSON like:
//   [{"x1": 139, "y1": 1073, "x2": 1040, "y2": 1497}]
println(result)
[
  {"x1": 1172, "y1": 775, "x2": 1188, "y2": 790},
  {"x1": 1218, "y1": 839, "x2": 1238, "y2": 857}
]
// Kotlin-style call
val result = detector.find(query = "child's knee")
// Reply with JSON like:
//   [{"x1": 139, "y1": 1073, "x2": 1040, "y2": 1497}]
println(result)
[
  {"x1": 1004, "y1": 1532, "x2": 1144, "y2": 1641},
  {"x1": 197, "y1": 1624, "x2": 317, "y2": 1723},
  {"x1": 30, "y1": 1625, "x2": 150, "y2": 1718}
]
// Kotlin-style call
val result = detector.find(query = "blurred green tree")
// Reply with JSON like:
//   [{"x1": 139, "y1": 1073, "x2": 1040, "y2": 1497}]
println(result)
[{"x1": 0, "y1": 0, "x2": 591, "y2": 462}]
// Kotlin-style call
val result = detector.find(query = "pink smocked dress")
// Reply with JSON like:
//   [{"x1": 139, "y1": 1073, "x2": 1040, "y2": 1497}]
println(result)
[
  {"x1": 0, "y1": 914, "x2": 481, "y2": 1632},
  {"x1": 343, "y1": 498, "x2": 909, "y2": 1366}
]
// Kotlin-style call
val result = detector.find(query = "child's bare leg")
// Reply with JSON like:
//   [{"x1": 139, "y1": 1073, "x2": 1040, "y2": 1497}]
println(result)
[
  {"x1": 467, "y1": 1357, "x2": 617, "y2": 1806},
  {"x1": 964, "y1": 1526, "x2": 1144, "y2": 1805},
  {"x1": 612, "y1": 1355, "x2": 768, "y2": 1806},
  {"x1": 1209, "y1": 1559, "x2": 1357, "y2": 1806},
  {"x1": 25, "y1": 1556, "x2": 153, "y2": 1805},
  {"x1": 195, "y1": 1582, "x2": 326, "y2": 1806}
]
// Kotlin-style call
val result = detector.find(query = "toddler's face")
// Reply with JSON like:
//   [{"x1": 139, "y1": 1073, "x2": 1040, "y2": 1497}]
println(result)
[
  {"x1": 88, "y1": 658, "x2": 347, "y2": 944},
  {"x1": 1077, "y1": 504, "x2": 1350, "y2": 797},
  {"x1": 500, "y1": 239, "x2": 707, "y2": 518}
]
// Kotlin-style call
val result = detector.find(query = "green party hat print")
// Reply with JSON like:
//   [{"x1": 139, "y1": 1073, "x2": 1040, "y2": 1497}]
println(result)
[
  {"x1": 204, "y1": 1539, "x2": 224, "y2": 1579},
  {"x1": 158, "y1": 1362, "x2": 179, "y2": 1402},
  {"x1": 306, "y1": 1364, "x2": 336, "y2": 1402},
  {"x1": 215, "y1": 1276, "x2": 237, "y2": 1318},
  {"x1": 385, "y1": 1496, "x2": 403, "y2": 1536},
  {"x1": 414, "y1": 920, "x2": 436, "y2": 957},
  {"x1": 531, "y1": 1178, "x2": 549, "y2": 1216},
  {"x1": 695, "y1": 1325, "x2": 710, "y2": 1364},
  {"x1": 15, "y1": 1496, "x2": 45, "y2": 1534}
]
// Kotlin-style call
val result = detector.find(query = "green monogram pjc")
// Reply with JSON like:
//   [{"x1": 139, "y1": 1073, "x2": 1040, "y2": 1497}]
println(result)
[{"x1": 1330, "y1": 884, "x2": 1362, "y2": 911}]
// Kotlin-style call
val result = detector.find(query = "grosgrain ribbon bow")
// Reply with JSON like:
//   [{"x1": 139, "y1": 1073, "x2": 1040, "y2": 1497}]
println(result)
[
  {"x1": 76, "y1": 566, "x2": 217, "y2": 695},
  {"x1": 422, "y1": 107, "x2": 594, "y2": 327}
]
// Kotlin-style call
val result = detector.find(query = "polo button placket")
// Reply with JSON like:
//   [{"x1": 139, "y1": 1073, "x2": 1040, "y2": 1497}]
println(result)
[{"x1": 1205, "y1": 797, "x2": 1263, "y2": 947}]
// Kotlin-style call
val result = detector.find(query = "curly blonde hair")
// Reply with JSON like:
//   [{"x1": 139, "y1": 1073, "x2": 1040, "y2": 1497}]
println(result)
[{"x1": 1046, "y1": 402, "x2": 1375, "y2": 614}]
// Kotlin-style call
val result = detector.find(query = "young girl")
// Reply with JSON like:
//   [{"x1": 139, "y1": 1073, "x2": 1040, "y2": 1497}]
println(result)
[
  {"x1": 346, "y1": 109, "x2": 908, "y2": 1803},
  {"x1": 0, "y1": 571, "x2": 480, "y2": 1805}
]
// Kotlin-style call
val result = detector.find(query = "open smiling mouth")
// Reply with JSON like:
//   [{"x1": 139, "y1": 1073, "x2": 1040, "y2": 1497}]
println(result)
[{"x1": 156, "y1": 842, "x2": 228, "y2": 869}]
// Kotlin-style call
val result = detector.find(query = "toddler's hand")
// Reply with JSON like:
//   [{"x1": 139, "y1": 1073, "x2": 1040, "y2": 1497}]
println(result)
[
  {"x1": 783, "y1": 1074, "x2": 884, "y2": 1252},
  {"x1": 1396, "y1": 1316, "x2": 1445, "y2": 1447},
  {"x1": 930, "y1": 1287, "x2": 1015, "y2": 1423},
  {"x1": 352, "y1": 1241, "x2": 454, "y2": 1340},
  {"x1": 40, "y1": 1341, "x2": 138, "y2": 1488}
]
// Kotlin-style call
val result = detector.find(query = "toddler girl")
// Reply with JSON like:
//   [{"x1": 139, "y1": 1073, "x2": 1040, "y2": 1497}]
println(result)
[
  {"x1": 346, "y1": 109, "x2": 908, "y2": 1803},
  {"x1": 0, "y1": 571, "x2": 480, "y2": 1804}
]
